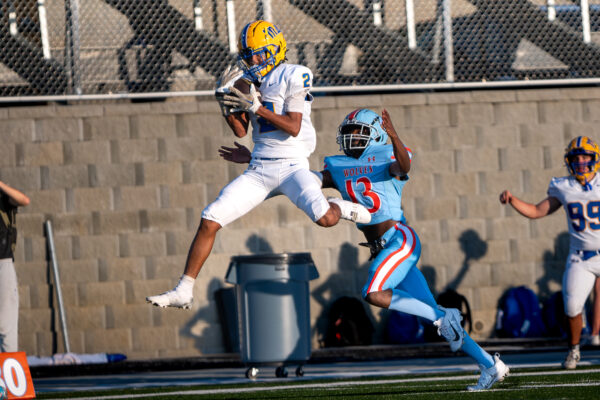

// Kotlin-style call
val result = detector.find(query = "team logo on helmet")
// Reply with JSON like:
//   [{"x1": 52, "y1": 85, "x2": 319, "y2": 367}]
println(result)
[
  {"x1": 564, "y1": 136, "x2": 600, "y2": 190},
  {"x1": 336, "y1": 109, "x2": 388, "y2": 158},
  {"x1": 237, "y1": 20, "x2": 287, "y2": 83}
]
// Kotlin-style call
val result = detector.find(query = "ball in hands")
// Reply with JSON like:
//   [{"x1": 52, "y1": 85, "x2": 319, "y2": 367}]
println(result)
[{"x1": 233, "y1": 78, "x2": 252, "y2": 94}]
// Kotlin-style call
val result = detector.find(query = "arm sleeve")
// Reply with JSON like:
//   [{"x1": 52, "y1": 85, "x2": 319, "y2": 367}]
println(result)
[
  {"x1": 547, "y1": 178, "x2": 561, "y2": 201},
  {"x1": 283, "y1": 66, "x2": 313, "y2": 113}
]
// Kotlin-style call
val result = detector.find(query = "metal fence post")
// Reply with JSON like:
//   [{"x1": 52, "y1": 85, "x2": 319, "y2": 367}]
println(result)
[
  {"x1": 194, "y1": 0, "x2": 203, "y2": 31},
  {"x1": 38, "y1": 0, "x2": 51, "y2": 59},
  {"x1": 64, "y1": 0, "x2": 82, "y2": 94},
  {"x1": 226, "y1": 0, "x2": 237, "y2": 54},
  {"x1": 547, "y1": 0, "x2": 556, "y2": 21},
  {"x1": 442, "y1": 0, "x2": 454, "y2": 82},
  {"x1": 581, "y1": 0, "x2": 591, "y2": 43},
  {"x1": 258, "y1": 0, "x2": 273, "y2": 23},
  {"x1": 45, "y1": 220, "x2": 71, "y2": 354},
  {"x1": 373, "y1": 1, "x2": 383, "y2": 27},
  {"x1": 405, "y1": 0, "x2": 417, "y2": 50},
  {"x1": 8, "y1": 0, "x2": 17, "y2": 36}
]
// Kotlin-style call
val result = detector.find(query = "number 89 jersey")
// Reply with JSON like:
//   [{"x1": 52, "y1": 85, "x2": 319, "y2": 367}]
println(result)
[
  {"x1": 324, "y1": 144, "x2": 410, "y2": 227},
  {"x1": 547, "y1": 174, "x2": 600, "y2": 250}
]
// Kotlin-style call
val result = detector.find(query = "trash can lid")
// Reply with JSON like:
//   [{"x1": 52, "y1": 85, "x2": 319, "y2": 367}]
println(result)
[
  {"x1": 225, "y1": 252, "x2": 318, "y2": 284},
  {"x1": 229, "y1": 252, "x2": 314, "y2": 265}
]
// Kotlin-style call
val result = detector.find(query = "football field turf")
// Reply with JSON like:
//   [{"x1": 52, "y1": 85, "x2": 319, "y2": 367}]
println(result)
[{"x1": 36, "y1": 366, "x2": 600, "y2": 399}]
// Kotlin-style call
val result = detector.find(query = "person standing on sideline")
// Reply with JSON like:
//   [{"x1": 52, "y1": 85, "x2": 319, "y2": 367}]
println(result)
[
  {"x1": 0, "y1": 181, "x2": 30, "y2": 352},
  {"x1": 146, "y1": 20, "x2": 369, "y2": 309},
  {"x1": 500, "y1": 136, "x2": 600, "y2": 369},
  {"x1": 220, "y1": 108, "x2": 510, "y2": 391}
]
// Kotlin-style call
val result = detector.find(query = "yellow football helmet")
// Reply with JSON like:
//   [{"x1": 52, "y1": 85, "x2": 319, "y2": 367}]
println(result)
[
  {"x1": 564, "y1": 136, "x2": 600, "y2": 189},
  {"x1": 237, "y1": 20, "x2": 287, "y2": 83}
]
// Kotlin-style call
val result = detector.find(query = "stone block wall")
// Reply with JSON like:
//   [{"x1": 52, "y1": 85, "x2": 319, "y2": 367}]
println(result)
[{"x1": 2, "y1": 87, "x2": 596, "y2": 359}]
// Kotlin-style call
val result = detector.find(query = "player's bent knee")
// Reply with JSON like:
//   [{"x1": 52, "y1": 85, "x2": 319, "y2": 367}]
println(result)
[
  {"x1": 364, "y1": 291, "x2": 389, "y2": 308},
  {"x1": 199, "y1": 218, "x2": 222, "y2": 234},
  {"x1": 315, "y1": 207, "x2": 339, "y2": 227}
]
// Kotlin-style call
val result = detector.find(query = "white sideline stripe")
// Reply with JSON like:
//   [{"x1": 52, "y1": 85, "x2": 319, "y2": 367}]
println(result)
[{"x1": 43, "y1": 368, "x2": 600, "y2": 400}]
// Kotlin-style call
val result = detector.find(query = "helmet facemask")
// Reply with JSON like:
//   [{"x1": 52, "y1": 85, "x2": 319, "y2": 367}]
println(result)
[
  {"x1": 237, "y1": 45, "x2": 279, "y2": 83},
  {"x1": 337, "y1": 123, "x2": 372, "y2": 158},
  {"x1": 566, "y1": 150, "x2": 598, "y2": 187}
]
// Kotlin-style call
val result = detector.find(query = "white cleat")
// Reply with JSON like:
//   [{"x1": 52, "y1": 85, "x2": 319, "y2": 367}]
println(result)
[
  {"x1": 562, "y1": 347, "x2": 581, "y2": 370},
  {"x1": 146, "y1": 289, "x2": 193, "y2": 310},
  {"x1": 467, "y1": 353, "x2": 509, "y2": 391},
  {"x1": 590, "y1": 334, "x2": 600, "y2": 346},
  {"x1": 328, "y1": 197, "x2": 371, "y2": 224},
  {"x1": 434, "y1": 306, "x2": 465, "y2": 352}
]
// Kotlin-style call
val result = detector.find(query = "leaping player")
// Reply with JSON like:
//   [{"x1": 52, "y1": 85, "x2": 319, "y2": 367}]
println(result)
[
  {"x1": 221, "y1": 108, "x2": 510, "y2": 391},
  {"x1": 146, "y1": 20, "x2": 370, "y2": 309}
]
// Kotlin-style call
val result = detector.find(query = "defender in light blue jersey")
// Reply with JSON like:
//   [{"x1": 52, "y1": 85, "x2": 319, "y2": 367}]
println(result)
[
  {"x1": 217, "y1": 108, "x2": 509, "y2": 390},
  {"x1": 321, "y1": 109, "x2": 508, "y2": 391}
]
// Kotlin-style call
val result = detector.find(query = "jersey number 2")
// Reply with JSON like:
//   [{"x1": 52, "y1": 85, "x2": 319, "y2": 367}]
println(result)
[{"x1": 345, "y1": 177, "x2": 381, "y2": 213}]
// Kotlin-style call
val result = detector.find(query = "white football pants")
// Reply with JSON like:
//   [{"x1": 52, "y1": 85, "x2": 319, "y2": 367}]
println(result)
[
  {"x1": 0, "y1": 258, "x2": 19, "y2": 352},
  {"x1": 563, "y1": 251, "x2": 600, "y2": 317},
  {"x1": 202, "y1": 157, "x2": 329, "y2": 226}
]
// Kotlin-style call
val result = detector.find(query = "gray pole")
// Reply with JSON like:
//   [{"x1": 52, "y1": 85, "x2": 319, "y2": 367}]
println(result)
[
  {"x1": 45, "y1": 220, "x2": 71, "y2": 353},
  {"x1": 38, "y1": 0, "x2": 52, "y2": 59},
  {"x1": 65, "y1": 0, "x2": 82, "y2": 94},
  {"x1": 442, "y1": 0, "x2": 454, "y2": 82}
]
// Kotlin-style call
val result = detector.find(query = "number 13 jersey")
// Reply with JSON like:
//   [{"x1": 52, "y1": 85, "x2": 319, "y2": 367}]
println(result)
[
  {"x1": 547, "y1": 174, "x2": 600, "y2": 250},
  {"x1": 324, "y1": 144, "x2": 411, "y2": 227}
]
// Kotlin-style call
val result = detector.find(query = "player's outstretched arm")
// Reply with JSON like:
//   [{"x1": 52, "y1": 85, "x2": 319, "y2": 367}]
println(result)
[
  {"x1": 499, "y1": 190, "x2": 561, "y2": 219},
  {"x1": 382, "y1": 109, "x2": 410, "y2": 176},
  {"x1": 0, "y1": 181, "x2": 30, "y2": 207}
]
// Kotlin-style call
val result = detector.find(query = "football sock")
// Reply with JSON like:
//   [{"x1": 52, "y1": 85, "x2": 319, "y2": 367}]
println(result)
[
  {"x1": 462, "y1": 335, "x2": 494, "y2": 368},
  {"x1": 389, "y1": 289, "x2": 444, "y2": 322},
  {"x1": 176, "y1": 274, "x2": 195, "y2": 294},
  {"x1": 570, "y1": 344, "x2": 580, "y2": 352}
]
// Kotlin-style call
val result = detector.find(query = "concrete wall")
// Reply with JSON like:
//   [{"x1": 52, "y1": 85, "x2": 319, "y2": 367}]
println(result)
[{"x1": 2, "y1": 87, "x2": 598, "y2": 359}]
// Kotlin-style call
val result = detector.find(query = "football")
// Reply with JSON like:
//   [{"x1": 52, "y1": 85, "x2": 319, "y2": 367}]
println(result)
[{"x1": 233, "y1": 78, "x2": 251, "y2": 94}]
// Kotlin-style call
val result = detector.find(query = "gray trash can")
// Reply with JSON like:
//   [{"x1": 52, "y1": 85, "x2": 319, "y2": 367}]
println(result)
[{"x1": 225, "y1": 252, "x2": 319, "y2": 379}]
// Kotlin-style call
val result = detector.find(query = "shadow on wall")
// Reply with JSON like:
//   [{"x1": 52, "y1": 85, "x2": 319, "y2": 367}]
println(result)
[
  {"x1": 179, "y1": 233, "x2": 275, "y2": 353},
  {"x1": 179, "y1": 277, "x2": 225, "y2": 353},
  {"x1": 312, "y1": 242, "x2": 377, "y2": 346},
  {"x1": 538, "y1": 231, "x2": 569, "y2": 300}
]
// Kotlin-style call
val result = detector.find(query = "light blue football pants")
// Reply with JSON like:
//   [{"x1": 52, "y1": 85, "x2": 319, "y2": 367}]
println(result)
[{"x1": 362, "y1": 223, "x2": 493, "y2": 368}]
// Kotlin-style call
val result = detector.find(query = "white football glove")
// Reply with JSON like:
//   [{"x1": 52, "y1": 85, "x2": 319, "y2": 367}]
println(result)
[
  {"x1": 215, "y1": 65, "x2": 245, "y2": 117},
  {"x1": 222, "y1": 85, "x2": 262, "y2": 114},
  {"x1": 215, "y1": 65, "x2": 244, "y2": 93}
]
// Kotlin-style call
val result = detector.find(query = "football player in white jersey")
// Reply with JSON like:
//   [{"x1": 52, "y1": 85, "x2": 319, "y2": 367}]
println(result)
[
  {"x1": 146, "y1": 20, "x2": 370, "y2": 309},
  {"x1": 500, "y1": 136, "x2": 600, "y2": 369}
]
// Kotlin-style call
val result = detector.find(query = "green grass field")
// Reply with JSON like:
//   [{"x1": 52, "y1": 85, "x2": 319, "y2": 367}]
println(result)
[{"x1": 36, "y1": 366, "x2": 600, "y2": 399}]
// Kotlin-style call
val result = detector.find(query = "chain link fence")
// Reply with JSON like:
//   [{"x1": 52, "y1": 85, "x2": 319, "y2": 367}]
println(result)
[{"x1": 1, "y1": 0, "x2": 600, "y2": 99}]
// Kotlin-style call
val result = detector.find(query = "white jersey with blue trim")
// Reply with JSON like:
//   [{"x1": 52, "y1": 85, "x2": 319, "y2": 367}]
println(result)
[
  {"x1": 249, "y1": 63, "x2": 315, "y2": 159},
  {"x1": 547, "y1": 174, "x2": 600, "y2": 250},
  {"x1": 324, "y1": 144, "x2": 409, "y2": 227}
]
